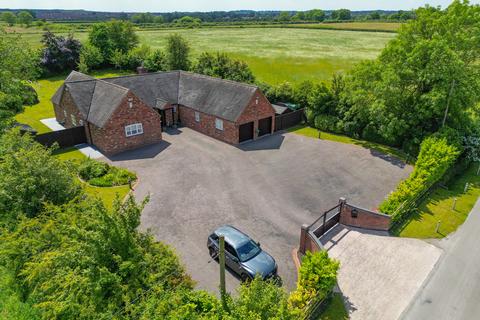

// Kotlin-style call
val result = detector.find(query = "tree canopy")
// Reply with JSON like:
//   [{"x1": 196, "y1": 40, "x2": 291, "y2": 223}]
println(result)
[
  {"x1": 88, "y1": 20, "x2": 139, "y2": 62},
  {"x1": 40, "y1": 32, "x2": 82, "y2": 74},
  {"x1": 194, "y1": 52, "x2": 255, "y2": 83},
  {"x1": 166, "y1": 34, "x2": 191, "y2": 71}
]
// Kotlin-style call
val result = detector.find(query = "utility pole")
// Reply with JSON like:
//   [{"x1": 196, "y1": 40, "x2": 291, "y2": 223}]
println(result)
[
  {"x1": 219, "y1": 235, "x2": 226, "y2": 309},
  {"x1": 442, "y1": 79, "x2": 456, "y2": 127}
]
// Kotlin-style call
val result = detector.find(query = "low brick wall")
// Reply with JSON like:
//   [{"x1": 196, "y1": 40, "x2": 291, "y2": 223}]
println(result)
[{"x1": 339, "y1": 199, "x2": 391, "y2": 231}]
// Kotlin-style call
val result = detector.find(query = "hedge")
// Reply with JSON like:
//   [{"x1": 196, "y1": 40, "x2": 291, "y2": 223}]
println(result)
[{"x1": 379, "y1": 130, "x2": 462, "y2": 222}]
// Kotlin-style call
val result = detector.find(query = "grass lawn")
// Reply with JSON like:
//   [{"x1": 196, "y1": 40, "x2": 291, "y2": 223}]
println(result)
[
  {"x1": 52, "y1": 148, "x2": 130, "y2": 209},
  {"x1": 287, "y1": 22, "x2": 401, "y2": 32},
  {"x1": 289, "y1": 125, "x2": 409, "y2": 163},
  {"x1": 394, "y1": 164, "x2": 480, "y2": 238},
  {"x1": 15, "y1": 69, "x2": 131, "y2": 134},
  {"x1": 316, "y1": 293, "x2": 349, "y2": 320},
  {"x1": 13, "y1": 27, "x2": 393, "y2": 84}
]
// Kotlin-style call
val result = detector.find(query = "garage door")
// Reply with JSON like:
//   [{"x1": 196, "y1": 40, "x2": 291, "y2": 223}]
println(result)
[
  {"x1": 258, "y1": 117, "x2": 272, "y2": 137},
  {"x1": 239, "y1": 122, "x2": 254, "y2": 143}
]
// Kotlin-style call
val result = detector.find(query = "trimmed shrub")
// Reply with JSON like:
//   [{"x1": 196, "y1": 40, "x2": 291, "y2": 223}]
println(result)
[
  {"x1": 78, "y1": 158, "x2": 137, "y2": 187},
  {"x1": 380, "y1": 130, "x2": 462, "y2": 219},
  {"x1": 288, "y1": 251, "x2": 339, "y2": 314},
  {"x1": 78, "y1": 158, "x2": 109, "y2": 181}
]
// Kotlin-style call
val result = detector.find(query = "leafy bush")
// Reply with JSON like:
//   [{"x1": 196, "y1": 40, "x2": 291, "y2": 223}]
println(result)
[
  {"x1": 78, "y1": 158, "x2": 136, "y2": 187},
  {"x1": 288, "y1": 251, "x2": 339, "y2": 314},
  {"x1": 0, "y1": 129, "x2": 80, "y2": 222},
  {"x1": 314, "y1": 114, "x2": 341, "y2": 133},
  {"x1": 78, "y1": 43, "x2": 103, "y2": 73},
  {"x1": 78, "y1": 158, "x2": 109, "y2": 180},
  {"x1": 380, "y1": 131, "x2": 462, "y2": 219},
  {"x1": 144, "y1": 49, "x2": 168, "y2": 72},
  {"x1": 0, "y1": 196, "x2": 194, "y2": 319},
  {"x1": 20, "y1": 84, "x2": 39, "y2": 106},
  {"x1": 194, "y1": 52, "x2": 255, "y2": 84}
]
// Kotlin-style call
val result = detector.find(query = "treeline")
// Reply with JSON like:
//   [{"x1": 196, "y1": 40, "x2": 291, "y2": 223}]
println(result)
[{"x1": 1, "y1": 8, "x2": 414, "y2": 25}]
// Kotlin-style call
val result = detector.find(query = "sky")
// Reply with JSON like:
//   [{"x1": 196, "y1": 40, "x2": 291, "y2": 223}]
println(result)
[{"x1": 0, "y1": 0, "x2": 478, "y2": 12}]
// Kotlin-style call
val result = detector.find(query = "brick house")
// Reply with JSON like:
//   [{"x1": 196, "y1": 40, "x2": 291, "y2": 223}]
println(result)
[{"x1": 52, "y1": 71, "x2": 276, "y2": 155}]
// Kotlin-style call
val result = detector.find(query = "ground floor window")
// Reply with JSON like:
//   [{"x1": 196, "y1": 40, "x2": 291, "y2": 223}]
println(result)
[
  {"x1": 125, "y1": 123, "x2": 144, "y2": 137},
  {"x1": 215, "y1": 118, "x2": 223, "y2": 131},
  {"x1": 195, "y1": 111, "x2": 200, "y2": 122}
]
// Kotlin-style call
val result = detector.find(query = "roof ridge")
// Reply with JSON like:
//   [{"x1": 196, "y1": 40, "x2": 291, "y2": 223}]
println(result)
[
  {"x1": 96, "y1": 78, "x2": 130, "y2": 92},
  {"x1": 86, "y1": 80, "x2": 97, "y2": 121},
  {"x1": 101, "y1": 71, "x2": 180, "y2": 81},
  {"x1": 179, "y1": 70, "x2": 258, "y2": 90}
]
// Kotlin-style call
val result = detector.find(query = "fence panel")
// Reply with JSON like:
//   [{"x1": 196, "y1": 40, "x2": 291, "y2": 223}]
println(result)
[
  {"x1": 35, "y1": 126, "x2": 87, "y2": 148},
  {"x1": 274, "y1": 108, "x2": 305, "y2": 132}
]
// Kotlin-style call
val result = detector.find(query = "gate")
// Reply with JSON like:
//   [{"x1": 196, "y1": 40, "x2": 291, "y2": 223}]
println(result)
[
  {"x1": 274, "y1": 108, "x2": 305, "y2": 132},
  {"x1": 35, "y1": 126, "x2": 87, "y2": 148},
  {"x1": 308, "y1": 204, "x2": 341, "y2": 238}
]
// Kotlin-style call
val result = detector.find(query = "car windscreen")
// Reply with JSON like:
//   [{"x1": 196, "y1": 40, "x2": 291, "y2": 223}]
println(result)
[{"x1": 237, "y1": 240, "x2": 261, "y2": 262}]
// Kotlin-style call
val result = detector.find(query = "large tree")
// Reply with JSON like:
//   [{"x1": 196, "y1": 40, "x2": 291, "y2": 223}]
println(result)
[
  {"x1": 0, "y1": 11, "x2": 16, "y2": 26},
  {"x1": 0, "y1": 32, "x2": 39, "y2": 126},
  {"x1": 89, "y1": 20, "x2": 139, "y2": 62},
  {"x1": 194, "y1": 52, "x2": 255, "y2": 83},
  {"x1": 329, "y1": 0, "x2": 480, "y2": 152},
  {"x1": 166, "y1": 34, "x2": 191, "y2": 71},
  {"x1": 40, "y1": 31, "x2": 82, "y2": 74},
  {"x1": 16, "y1": 11, "x2": 33, "y2": 26}
]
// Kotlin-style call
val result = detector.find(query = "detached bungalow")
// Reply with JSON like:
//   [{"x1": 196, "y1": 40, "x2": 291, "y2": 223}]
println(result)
[{"x1": 52, "y1": 71, "x2": 276, "y2": 155}]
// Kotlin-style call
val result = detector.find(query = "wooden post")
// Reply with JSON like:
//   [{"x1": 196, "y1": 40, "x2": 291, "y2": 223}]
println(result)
[
  {"x1": 435, "y1": 221, "x2": 441, "y2": 233},
  {"x1": 452, "y1": 198, "x2": 457, "y2": 210},
  {"x1": 219, "y1": 235, "x2": 226, "y2": 310},
  {"x1": 464, "y1": 182, "x2": 469, "y2": 193}
]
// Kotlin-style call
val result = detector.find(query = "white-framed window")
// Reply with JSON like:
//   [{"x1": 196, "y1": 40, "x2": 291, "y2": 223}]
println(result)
[
  {"x1": 71, "y1": 114, "x2": 77, "y2": 126},
  {"x1": 215, "y1": 118, "x2": 223, "y2": 131},
  {"x1": 125, "y1": 123, "x2": 144, "y2": 137},
  {"x1": 195, "y1": 111, "x2": 200, "y2": 123}
]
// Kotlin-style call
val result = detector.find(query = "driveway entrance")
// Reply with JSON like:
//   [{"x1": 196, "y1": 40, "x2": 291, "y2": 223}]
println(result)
[{"x1": 320, "y1": 225, "x2": 442, "y2": 320}]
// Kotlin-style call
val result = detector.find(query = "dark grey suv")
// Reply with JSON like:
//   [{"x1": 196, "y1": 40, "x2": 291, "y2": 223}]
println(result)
[{"x1": 207, "y1": 225, "x2": 278, "y2": 281}]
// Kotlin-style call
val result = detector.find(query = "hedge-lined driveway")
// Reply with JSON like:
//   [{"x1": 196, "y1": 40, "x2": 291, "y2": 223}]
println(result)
[{"x1": 110, "y1": 128, "x2": 411, "y2": 293}]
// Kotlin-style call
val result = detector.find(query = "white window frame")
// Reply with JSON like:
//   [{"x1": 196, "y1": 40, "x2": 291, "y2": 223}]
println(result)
[
  {"x1": 194, "y1": 111, "x2": 200, "y2": 123},
  {"x1": 215, "y1": 118, "x2": 224, "y2": 131},
  {"x1": 125, "y1": 123, "x2": 144, "y2": 137}
]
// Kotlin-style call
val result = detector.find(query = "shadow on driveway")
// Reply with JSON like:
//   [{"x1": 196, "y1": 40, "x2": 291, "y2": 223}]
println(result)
[{"x1": 108, "y1": 141, "x2": 171, "y2": 161}]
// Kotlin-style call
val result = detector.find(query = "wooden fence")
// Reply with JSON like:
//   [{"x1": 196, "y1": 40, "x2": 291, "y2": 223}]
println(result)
[
  {"x1": 35, "y1": 126, "x2": 87, "y2": 148},
  {"x1": 274, "y1": 108, "x2": 305, "y2": 132}
]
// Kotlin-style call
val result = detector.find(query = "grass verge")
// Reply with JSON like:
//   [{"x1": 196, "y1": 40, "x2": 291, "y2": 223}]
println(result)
[
  {"x1": 289, "y1": 125, "x2": 409, "y2": 163},
  {"x1": 394, "y1": 163, "x2": 480, "y2": 238},
  {"x1": 316, "y1": 293, "x2": 349, "y2": 320}
]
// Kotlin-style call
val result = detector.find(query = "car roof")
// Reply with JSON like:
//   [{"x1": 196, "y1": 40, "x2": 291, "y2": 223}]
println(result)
[{"x1": 214, "y1": 225, "x2": 252, "y2": 248}]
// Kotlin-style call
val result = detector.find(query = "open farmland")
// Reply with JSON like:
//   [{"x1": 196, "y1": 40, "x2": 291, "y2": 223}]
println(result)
[{"x1": 14, "y1": 27, "x2": 394, "y2": 83}]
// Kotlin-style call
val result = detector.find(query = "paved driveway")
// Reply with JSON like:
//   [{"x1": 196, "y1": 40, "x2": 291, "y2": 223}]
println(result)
[
  {"x1": 110, "y1": 128, "x2": 411, "y2": 294},
  {"x1": 321, "y1": 225, "x2": 442, "y2": 320}
]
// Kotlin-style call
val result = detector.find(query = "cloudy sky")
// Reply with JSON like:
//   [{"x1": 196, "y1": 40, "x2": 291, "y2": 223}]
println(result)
[{"x1": 0, "y1": 0, "x2": 476, "y2": 12}]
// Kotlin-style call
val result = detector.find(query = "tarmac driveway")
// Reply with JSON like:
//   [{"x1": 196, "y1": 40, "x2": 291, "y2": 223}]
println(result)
[{"x1": 109, "y1": 128, "x2": 411, "y2": 294}]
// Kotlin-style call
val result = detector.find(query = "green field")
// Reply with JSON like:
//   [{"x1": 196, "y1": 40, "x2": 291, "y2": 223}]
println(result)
[{"x1": 14, "y1": 27, "x2": 394, "y2": 84}]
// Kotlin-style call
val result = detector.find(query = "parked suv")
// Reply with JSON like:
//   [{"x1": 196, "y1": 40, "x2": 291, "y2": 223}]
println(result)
[{"x1": 207, "y1": 225, "x2": 278, "y2": 281}]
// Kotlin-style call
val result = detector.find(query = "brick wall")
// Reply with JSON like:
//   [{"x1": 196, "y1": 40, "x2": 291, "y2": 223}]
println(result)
[
  {"x1": 237, "y1": 89, "x2": 276, "y2": 139},
  {"x1": 54, "y1": 90, "x2": 84, "y2": 128},
  {"x1": 88, "y1": 92, "x2": 162, "y2": 155},
  {"x1": 179, "y1": 106, "x2": 238, "y2": 144},
  {"x1": 179, "y1": 88, "x2": 275, "y2": 144},
  {"x1": 339, "y1": 200, "x2": 391, "y2": 231}
]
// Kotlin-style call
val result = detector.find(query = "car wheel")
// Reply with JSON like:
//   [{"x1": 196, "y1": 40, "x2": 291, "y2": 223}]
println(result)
[
  {"x1": 240, "y1": 273, "x2": 251, "y2": 282},
  {"x1": 209, "y1": 247, "x2": 217, "y2": 259}
]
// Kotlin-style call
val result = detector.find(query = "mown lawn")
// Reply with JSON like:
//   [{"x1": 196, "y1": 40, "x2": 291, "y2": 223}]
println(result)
[
  {"x1": 13, "y1": 27, "x2": 393, "y2": 84},
  {"x1": 316, "y1": 293, "x2": 349, "y2": 320},
  {"x1": 289, "y1": 125, "x2": 409, "y2": 163},
  {"x1": 395, "y1": 164, "x2": 480, "y2": 238}
]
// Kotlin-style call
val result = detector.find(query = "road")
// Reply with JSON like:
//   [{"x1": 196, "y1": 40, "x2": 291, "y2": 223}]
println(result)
[{"x1": 401, "y1": 199, "x2": 480, "y2": 320}]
